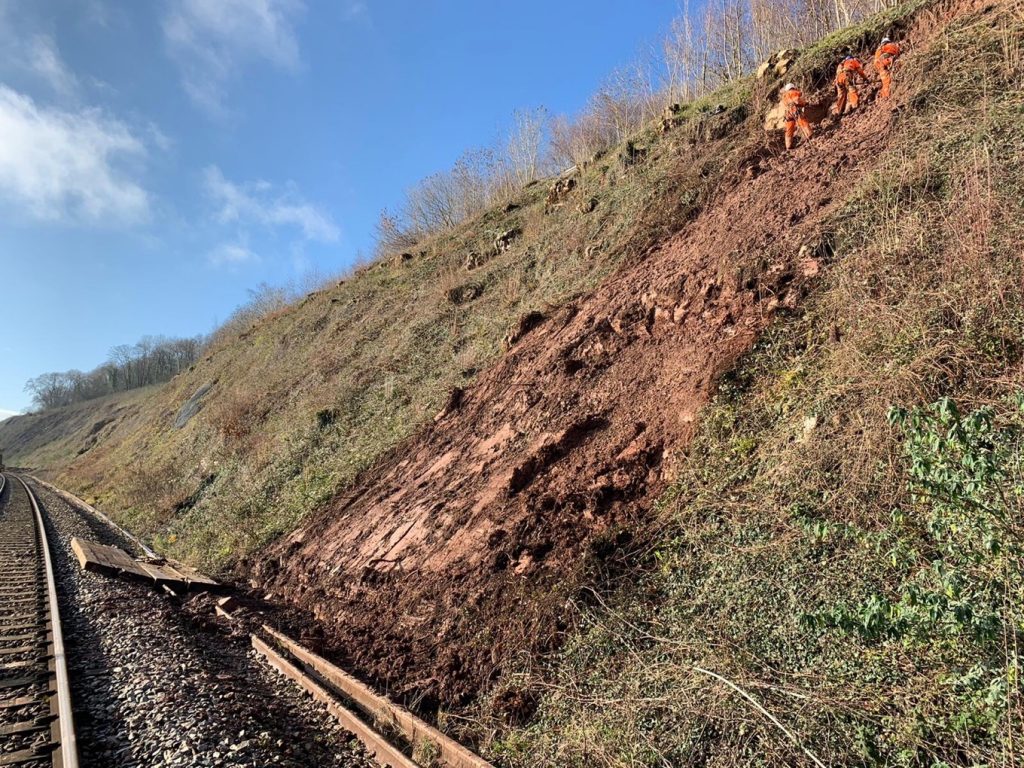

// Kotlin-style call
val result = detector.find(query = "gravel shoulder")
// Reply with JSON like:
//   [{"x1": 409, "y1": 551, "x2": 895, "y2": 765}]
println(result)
[{"x1": 31, "y1": 479, "x2": 374, "y2": 768}]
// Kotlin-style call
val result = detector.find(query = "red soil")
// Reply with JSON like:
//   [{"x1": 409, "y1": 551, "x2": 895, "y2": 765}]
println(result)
[{"x1": 254, "y1": 71, "x2": 908, "y2": 709}]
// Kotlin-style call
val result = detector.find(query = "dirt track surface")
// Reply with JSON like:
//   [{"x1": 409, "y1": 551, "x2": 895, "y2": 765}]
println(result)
[{"x1": 255, "y1": 60, "x2": 912, "y2": 709}]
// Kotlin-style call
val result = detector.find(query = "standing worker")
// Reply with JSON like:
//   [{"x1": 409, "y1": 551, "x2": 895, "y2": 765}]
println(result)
[
  {"x1": 833, "y1": 50, "x2": 869, "y2": 116},
  {"x1": 874, "y1": 37, "x2": 902, "y2": 98},
  {"x1": 781, "y1": 83, "x2": 812, "y2": 151}
]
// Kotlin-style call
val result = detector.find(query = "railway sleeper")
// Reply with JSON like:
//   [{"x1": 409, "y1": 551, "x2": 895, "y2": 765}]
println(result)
[
  {"x1": 0, "y1": 713, "x2": 58, "y2": 736},
  {"x1": 0, "y1": 742, "x2": 60, "y2": 767}
]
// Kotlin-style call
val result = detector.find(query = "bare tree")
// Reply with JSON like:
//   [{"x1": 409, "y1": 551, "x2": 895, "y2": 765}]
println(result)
[
  {"x1": 24, "y1": 334, "x2": 205, "y2": 410},
  {"x1": 505, "y1": 107, "x2": 549, "y2": 188}
]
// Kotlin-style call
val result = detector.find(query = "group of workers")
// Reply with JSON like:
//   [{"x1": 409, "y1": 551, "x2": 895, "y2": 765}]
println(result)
[{"x1": 781, "y1": 36, "x2": 902, "y2": 150}]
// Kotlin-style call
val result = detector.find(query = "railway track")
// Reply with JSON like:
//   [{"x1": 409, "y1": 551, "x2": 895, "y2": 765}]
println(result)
[{"x1": 0, "y1": 474, "x2": 78, "y2": 768}]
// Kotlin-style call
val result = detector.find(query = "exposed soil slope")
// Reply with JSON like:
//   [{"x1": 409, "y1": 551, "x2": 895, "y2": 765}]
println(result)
[
  {"x1": 256, "y1": 64, "x2": 908, "y2": 706},
  {"x1": 2, "y1": 77, "x2": 742, "y2": 571}
]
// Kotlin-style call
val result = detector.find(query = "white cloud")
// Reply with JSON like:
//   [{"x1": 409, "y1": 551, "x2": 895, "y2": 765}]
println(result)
[
  {"x1": 204, "y1": 165, "x2": 338, "y2": 242},
  {"x1": 209, "y1": 242, "x2": 258, "y2": 266},
  {"x1": 0, "y1": 4, "x2": 78, "y2": 96},
  {"x1": 0, "y1": 408, "x2": 21, "y2": 420},
  {"x1": 0, "y1": 85, "x2": 150, "y2": 224},
  {"x1": 343, "y1": 1, "x2": 369, "y2": 20},
  {"x1": 26, "y1": 34, "x2": 78, "y2": 95},
  {"x1": 163, "y1": 0, "x2": 305, "y2": 115}
]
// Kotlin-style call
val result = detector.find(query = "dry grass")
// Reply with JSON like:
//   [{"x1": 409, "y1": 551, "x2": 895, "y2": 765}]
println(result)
[{"x1": 487, "y1": 3, "x2": 1024, "y2": 765}]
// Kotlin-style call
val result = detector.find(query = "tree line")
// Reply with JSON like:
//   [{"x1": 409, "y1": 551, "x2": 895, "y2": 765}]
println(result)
[
  {"x1": 375, "y1": 0, "x2": 897, "y2": 257},
  {"x1": 25, "y1": 335, "x2": 203, "y2": 410}
]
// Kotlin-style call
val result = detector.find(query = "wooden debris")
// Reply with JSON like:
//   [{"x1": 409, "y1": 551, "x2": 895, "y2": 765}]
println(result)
[{"x1": 70, "y1": 538, "x2": 219, "y2": 592}]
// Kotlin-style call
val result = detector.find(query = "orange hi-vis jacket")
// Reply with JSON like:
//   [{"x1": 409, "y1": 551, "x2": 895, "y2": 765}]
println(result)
[
  {"x1": 783, "y1": 87, "x2": 808, "y2": 121},
  {"x1": 874, "y1": 42, "x2": 901, "y2": 71},
  {"x1": 782, "y1": 87, "x2": 812, "y2": 149},
  {"x1": 835, "y1": 57, "x2": 867, "y2": 87}
]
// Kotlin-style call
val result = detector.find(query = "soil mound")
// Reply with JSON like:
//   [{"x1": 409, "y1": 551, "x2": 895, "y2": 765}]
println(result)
[{"x1": 255, "y1": 63, "x2": 909, "y2": 707}]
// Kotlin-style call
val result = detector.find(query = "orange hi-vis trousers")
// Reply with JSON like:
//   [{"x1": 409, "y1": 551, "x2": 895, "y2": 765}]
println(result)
[
  {"x1": 878, "y1": 65, "x2": 893, "y2": 98},
  {"x1": 784, "y1": 114, "x2": 812, "y2": 150},
  {"x1": 834, "y1": 73, "x2": 860, "y2": 114}
]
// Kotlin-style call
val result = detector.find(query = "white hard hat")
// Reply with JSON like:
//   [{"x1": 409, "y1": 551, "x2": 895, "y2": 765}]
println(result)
[{"x1": 783, "y1": 82, "x2": 796, "y2": 91}]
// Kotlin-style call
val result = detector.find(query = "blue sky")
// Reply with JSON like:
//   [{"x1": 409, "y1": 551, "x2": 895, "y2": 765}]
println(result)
[{"x1": 0, "y1": 0, "x2": 681, "y2": 417}]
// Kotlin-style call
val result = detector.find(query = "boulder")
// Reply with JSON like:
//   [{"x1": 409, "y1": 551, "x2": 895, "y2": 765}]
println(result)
[
  {"x1": 619, "y1": 140, "x2": 648, "y2": 169},
  {"x1": 756, "y1": 48, "x2": 800, "y2": 80},
  {"x1": 660, "y1": 102, "x2": 685, "y2": 132},
  {"x1": 493, "y1": 227, "x2": 522, "y2": 255},
  {"x1": 503, "y1": 310, "x2": 546, "y2": 350},
  {"x1": 763, "y1": 99, "x2": 830, "y2": 132},
  {"x1": 546, "y1": 177, "x2": 576, "y2": 208},
  {"x1": 775, "y1": 57, "x2": 795, "y2": 76}
]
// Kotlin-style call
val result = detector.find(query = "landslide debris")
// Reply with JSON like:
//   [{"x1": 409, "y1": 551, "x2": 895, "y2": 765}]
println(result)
[{"x1": 254, "y1": 10, "x2": 920, "y2": 710}]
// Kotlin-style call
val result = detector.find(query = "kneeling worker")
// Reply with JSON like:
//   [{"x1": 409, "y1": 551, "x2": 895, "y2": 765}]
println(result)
[
  {"x1": 874, "y1": 37, "x2": 902, "y2": 98},
  {"x1": 833, "y1": 50, "x2": 868, "y2": 115},
  {"x1": 781, "y1": 83, "x2": 812, "y2": 151}
]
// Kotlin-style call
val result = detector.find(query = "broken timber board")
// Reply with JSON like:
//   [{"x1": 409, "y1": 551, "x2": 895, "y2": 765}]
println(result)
[
  {"x1": 252, "y1": 635, "x2": 419, "y2": 768},
  {"x1": 71, "y1": 538, "x2": 149, "y2": 580},
  {"x1": 163, "y1": 560, "x2": 221, "y2": 590},
  {"x1": 262, "y1": 625, "x2": 495, "y2": 768},
  {"x1": 70, "y1": 538, "x2": 219, "y2": 592}
]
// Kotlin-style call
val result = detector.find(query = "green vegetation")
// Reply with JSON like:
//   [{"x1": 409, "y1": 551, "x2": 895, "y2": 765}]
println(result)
[{"x1": 490, "y1": 4, "x2": 1024, "y2": 763}]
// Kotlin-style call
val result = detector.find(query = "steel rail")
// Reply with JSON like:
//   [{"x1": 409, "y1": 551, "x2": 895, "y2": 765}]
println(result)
[{"x1": 1, "y1": 475, "x2": 79, "y2": 768}]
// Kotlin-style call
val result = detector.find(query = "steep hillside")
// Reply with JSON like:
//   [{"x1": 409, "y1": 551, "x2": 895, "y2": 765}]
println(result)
[
  {"x1": 0, "y1": 388, "x2": 151, "y2": 471},
  {"x1": 254, "y1": 20, "x2": 905, "y2": 707},
  {"x1": 3, "y1": 0, "x2": 1021, "y2": 762},
  {"x1": 251, "y1": 0, "x2": 981, "y2": 712},
  {"x1": 0, "y1": 77, "x2": 750, "y2": 565},
  {"x1": 491, "y1": 1, "x2": 1024, "y2": 764}
]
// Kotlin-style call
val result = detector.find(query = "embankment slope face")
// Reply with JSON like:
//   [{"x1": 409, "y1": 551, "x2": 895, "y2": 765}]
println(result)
[
  {"x1": 2, "y1": 68, "x2": 742, "y2": 567},
  {"x1": 255, "y1": 22, "x2": 920, "y2": 706},
  {"x1": 4, "y1": 0, "x2": 992, "y2": 738}
]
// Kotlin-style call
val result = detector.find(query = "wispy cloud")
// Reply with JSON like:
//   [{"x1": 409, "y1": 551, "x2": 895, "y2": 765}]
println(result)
[
  {"x1": 0, "y1": 408, "x2": 21, "y2": 421},
  {"x1": 25, "y1": 34, "x2": 78, "y2": 95},
  {"x1": 204, "y1": 165, "x2": 339, "y2": 243},
  {"x1": 342, "y1": 1, "x2": 370, "y2": 21},
  {"x1": 0, "y1": 5, "x2": 78, "y2": 96},
  {"x1": 0, "y1": 85, "x2": 150, "y2": 224},
  {"x1": 163, "y1": 0, "x2": 305, "y2": 116},
  {"x1": 208, "y1": 241, "x2": 258, "y2": 266}
]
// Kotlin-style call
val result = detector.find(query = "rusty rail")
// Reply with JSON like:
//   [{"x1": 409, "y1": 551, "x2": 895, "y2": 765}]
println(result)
[
  {"x1": 0, "y1": 474, "x2": 79, "y2": 768},
  {"x1": 252, "y1": 635, "x2": 419, "y2": 768},
  {"x1": 253, "y1": 624, "x2": 495, "y2": 768}
]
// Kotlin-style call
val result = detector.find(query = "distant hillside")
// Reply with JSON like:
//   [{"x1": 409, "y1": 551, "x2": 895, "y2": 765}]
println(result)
[{"x1": 0, "y1": 389, "x2": 151, "y2": 472}]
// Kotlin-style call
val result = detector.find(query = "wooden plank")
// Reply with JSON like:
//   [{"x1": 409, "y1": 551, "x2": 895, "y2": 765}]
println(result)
[
  {"x1": 68, "y1": 538, "x2": 218, "y2": 591},
  {"x1": 251, "y1": 635, "x2": 419, "y2": 768},
  {"x1": 69, "y1": 539, "x2": 90, "y2": 572},
  {"x1": 262, "y1": 626, "x2": 495, "y2": 768},
  {"x1": 214, "y1": 606, "x2": 235, "y2": 622},
  {"x1": 167, "y1": 560, "x2": 221, "y2": 589}
]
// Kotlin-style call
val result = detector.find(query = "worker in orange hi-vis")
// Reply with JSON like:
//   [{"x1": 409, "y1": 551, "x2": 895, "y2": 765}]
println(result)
[
  {"x1": 832, "y1": 50, "x2": 869, "y2": 116},
  {"x1": 874, "y1": 37, "x2": 902, "y2": 98},
  {"x1": 781, "y1": 83, "x2": 812, "y2": 151}
]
